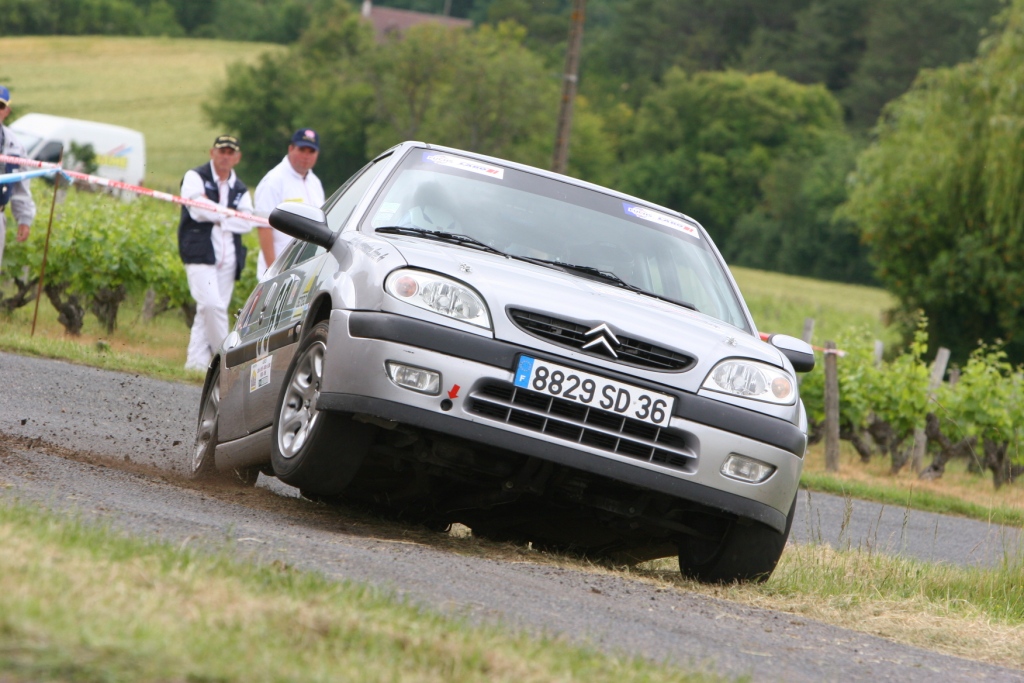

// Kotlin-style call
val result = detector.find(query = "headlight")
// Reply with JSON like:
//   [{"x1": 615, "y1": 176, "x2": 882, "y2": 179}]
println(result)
[
  {"x1": 385, "y1": 269, "x2": 491, "y2": 329},
  {"x1": 702, "y1": 360, "x2": 796, "y2": 405}
]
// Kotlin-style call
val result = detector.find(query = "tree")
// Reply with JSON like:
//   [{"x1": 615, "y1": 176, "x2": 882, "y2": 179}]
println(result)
[
  {"x1": 207, "y1": 14, "x2": 608, "y2": 188},
  {"x1": 365, "y1": 22, "x2": 557, "y2": 166},
  {"x1": 204, "y1": 1, "x2": 376, "y2": 190},
  {"x1": 730, "y1": 133, "x2": 873, "y2": 283},
  {"x1": 841, "y1": 0, "x2": 1001, "y2": 129},
  {"x1": 740, "y1": 0, "x2": 868, "y2": 95},
  {"x1": 841, "y1": 0, "x2": 1024, "y2": 363},
  {"x1": 617, "y1": 68, "x2": 848, "y2": 263}
]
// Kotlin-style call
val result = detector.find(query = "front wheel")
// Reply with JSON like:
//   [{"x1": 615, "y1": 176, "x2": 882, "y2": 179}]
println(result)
[
  {"x1": 270, "y1": 320, "x2": 375, "y2": 496},
  {"x1": 678, "y1": 495, "x2": 797, "y2": 583}
]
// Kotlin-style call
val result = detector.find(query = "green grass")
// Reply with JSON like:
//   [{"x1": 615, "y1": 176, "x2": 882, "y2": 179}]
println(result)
[
  {"x1": 732, "y1": 265, "x2": 899, "y2": 346},
  {"x1": 0, "y1": 36, "x2": 281, "y2": 191},
  {"x1": 0, "y1": 322, "x2": 200, "y2": 384},
  {"x1": 0, "y1": 499, "x2": 728, "y2": 683}
]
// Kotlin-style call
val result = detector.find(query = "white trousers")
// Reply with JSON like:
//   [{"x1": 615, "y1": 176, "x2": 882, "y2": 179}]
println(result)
[{"x1": 184, "y1": 257, "x2": 236, "y2": 372}]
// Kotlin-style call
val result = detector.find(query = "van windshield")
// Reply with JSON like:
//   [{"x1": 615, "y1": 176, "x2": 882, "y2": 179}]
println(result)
[{"x1": 10, "y1": 131, "x2": 42, "y2": 156}]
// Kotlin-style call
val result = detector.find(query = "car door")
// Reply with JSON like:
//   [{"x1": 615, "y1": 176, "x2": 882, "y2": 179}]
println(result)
[
  {"x1": 230, "y1": 155, "x2": 396, "y2": 435},
  {"x1": 240, "y1": 241, "x2": 329, "y2": 433}
]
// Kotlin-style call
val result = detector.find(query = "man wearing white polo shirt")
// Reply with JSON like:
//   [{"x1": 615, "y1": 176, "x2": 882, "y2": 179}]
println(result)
[{"x1": 254, "y1": 128, "x2": 325, "y2": 279}]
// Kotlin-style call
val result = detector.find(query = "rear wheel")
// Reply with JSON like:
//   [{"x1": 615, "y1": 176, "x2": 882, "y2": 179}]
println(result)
[
  {"x1": 191, "y1": 365, "x2": 221, "y2": 479},
  {"x1": 271, "y1": 320, "x2": 375, "y2": 496},
  {"x1": 678, "y1": 495, "x2": 797, "y2": 583},
  {"x1": 190, "y1": 364, "x2": 262, "y2": 485}
]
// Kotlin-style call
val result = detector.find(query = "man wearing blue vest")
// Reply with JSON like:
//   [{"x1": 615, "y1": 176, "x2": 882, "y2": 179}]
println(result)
[
  {"x1": 178, "y1": 134, "x2": 254, "y2": 372},
  {"x1": 0, "y1": 85, "x2": 36, "y2": 270}
]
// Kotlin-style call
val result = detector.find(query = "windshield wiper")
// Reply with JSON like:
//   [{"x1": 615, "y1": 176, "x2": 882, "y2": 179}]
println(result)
[
  {"x1": 520, "y1": 257, "x2": 698, "y2": 312},
  {"x1": 375, "y1": 226, "x2": 508, "y2": 257}
]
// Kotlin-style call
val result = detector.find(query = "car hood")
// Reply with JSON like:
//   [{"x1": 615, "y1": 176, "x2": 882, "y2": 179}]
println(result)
[{"x1": 384, "y1": 237, "x2": 784, "y2": 393}]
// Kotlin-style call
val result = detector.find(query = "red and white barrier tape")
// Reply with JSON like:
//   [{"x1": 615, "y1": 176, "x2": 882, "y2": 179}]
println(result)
[{"x1": 0, "y1": 154, "x2": 270, "y2": 226}]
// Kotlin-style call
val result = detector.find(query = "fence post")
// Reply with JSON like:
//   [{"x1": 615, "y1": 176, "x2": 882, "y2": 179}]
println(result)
[
  {"x1": 797, "y1": 318, "x2": 815, "y2": 387},
  {"x1": 873, "y1": 340, "x2": 885, "y2": 367},
  {"x1": 910, "y1": 347, "x2": 951, "y2": 473},
  {"x1": 824, "y1": 340, "x2": 840, "y2": 472},
  {"x1": 801, "y1": 317, "x2": 815, "y2": 344}
]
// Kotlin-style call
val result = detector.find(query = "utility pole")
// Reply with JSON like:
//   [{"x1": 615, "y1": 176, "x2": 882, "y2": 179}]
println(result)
[{"x1": 552, "y1": 0, "x2": 586, "y2": 175}]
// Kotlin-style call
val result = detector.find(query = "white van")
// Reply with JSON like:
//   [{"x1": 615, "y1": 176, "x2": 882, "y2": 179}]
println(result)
[{"x1": 8, "y1": 113, "x2": 146, "y2": 187}]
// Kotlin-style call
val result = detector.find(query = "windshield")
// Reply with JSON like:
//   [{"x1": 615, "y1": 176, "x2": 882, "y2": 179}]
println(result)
[
  {"x1": 11, "y1": 131, "x2": 42, "y2": 156},
  {"x1": 363, "y1": 149, "x2": 750, "y2": 331}
]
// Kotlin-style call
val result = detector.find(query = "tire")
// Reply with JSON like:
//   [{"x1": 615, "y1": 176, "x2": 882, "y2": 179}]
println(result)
[
  {"x1": 678, "y1": 494, "x2": 797, "y2": 584},
  {"x1": 190, "y1": 364, "x2": 221, "y2": 480},
  {"x1": 271, "y1": 320, "x2": 375, "y2": 496},
  {"x1": 190, "y1": 364, "x2": 262, "y2": 486}
]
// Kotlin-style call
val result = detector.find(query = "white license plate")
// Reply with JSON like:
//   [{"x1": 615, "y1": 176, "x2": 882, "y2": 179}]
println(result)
[{"x1": 513, "y1": 356, "x2": 675, "y2": 427}]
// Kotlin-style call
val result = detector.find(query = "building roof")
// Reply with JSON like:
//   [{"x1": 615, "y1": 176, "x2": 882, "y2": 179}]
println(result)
[{"x1": 361, "y1": 1, "x2": 473, "y2": 41}]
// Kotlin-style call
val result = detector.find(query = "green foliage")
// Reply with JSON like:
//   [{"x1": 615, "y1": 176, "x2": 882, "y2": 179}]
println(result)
[
  {"x1": 863, "y1": 321, "x2": 932, "y2": 439},
  {"x1": 730, "y1": 133, "x2": 873, "y2": 283},
  {"x1": 840, "y1": 0, "x2": 1001, "y2": 129},
  {"x1": 0, "y1": 188, "x2": 191, "y2": 334},
  {"x1": 206, "y1": 16, "x2": 574, "y2": 189},
  {"x1": 799, "y1": 320, "x2": 1024, "y2": 483},
  {"x1": 68, "y1": 142, "x2": 98, "y2": 177},
  {"x1": 842, "y1": 0, "x2": 1024, "y2": 364},
  {"x1": 936, "y1": 344, "x2": 1022, "y2": 448},
  {"x1": 365, "y1": 21, "x2": 557, "y2": 167},
  {"x1": 618, "y1": 68, "x2": 849, "y2": 262},
  {"x1": 204, "y1": 3, "x2": 376, "y2": 190},
  {"x1": 583, "y1": 0, "x2": 1001, "y2": 128},
  {"x1": 803, "y1": 322, "x2": 930, "y2": 447},
  {"x1": 0, "y1": 0, "x2": 178, "y2": 36}
]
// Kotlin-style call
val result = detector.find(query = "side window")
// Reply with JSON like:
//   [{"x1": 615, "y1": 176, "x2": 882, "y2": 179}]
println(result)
[
  {"x1": 264, "y1": 239, "x2": 304, "y2": 278},
  {"x1": 36, "y1": 141, "x2": 64, "y2": 163},
  {"x1": 293, "y1": 241, "x2": 325, "y2": 266},
  {"x1": 325, "y1": 156, "x2": 392, "y2": 232}
]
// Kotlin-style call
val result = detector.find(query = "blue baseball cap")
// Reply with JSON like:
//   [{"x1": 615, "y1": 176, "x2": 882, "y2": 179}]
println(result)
[
  {"x1": 0, "y1": 86, "x2": 10, "y2": 107},
  {"x1": 291, "y1": 128, "x2": 319, "y2": 151}
]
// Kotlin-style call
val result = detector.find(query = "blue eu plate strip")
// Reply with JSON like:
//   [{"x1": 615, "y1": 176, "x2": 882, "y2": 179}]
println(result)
[{"x1": 514, "y1": 356, "x2": 535, "y2": 388}]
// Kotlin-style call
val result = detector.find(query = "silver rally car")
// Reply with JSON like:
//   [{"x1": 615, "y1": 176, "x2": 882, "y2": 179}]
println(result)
[{"x1": 191, "y1": 141, "x2": 815, "y2": 583}]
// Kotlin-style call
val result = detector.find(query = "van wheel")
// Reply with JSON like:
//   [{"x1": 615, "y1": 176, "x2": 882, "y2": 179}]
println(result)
[
  {"x1": 678, "y1": 495, "x2": 797, "y2": 583},
  {"x1": 270, "y1": 320, "x2": 375, "y2": 496}
]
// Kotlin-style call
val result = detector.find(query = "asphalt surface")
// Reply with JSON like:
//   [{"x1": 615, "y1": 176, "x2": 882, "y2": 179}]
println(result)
[{"x1": 1, "y1": 351, "x2": 1022, "y2": 682}]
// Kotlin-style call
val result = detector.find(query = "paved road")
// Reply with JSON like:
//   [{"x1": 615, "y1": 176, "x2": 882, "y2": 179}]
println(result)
[{"x1": 1, "y1": 351, "x2": 1021, "y2": 682}]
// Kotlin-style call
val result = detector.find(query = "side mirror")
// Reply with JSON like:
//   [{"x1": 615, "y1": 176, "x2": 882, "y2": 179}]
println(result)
[
  {"x1": 768, "y1": 334, "x2": 815, "y2": 373},
  {"x1": 268, "y1": 202, "x2": 334, "y2": 248}
]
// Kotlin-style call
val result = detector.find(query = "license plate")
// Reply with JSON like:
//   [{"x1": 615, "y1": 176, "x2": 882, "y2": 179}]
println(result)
[{"x1": 513, "y1": 356, "x2": 675, "y2": 427}]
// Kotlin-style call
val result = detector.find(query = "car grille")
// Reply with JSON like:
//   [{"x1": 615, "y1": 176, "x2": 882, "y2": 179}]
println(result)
[
  {"x1": 508, "y1": 309, "x2": 695, "y2": 371},
  {"x1": 467, "y1": 381, "x2": 696, "y2": 472}
]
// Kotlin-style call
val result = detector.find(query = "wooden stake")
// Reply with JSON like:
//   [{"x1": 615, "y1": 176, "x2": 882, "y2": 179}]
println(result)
[
  {"x1": 910, "y1": 346, "x2": 950, "y2": 473},
  {"x1": 824, "y1": 340, "x2": 840, "y2": 472},
  {"x1": 30, "y1": 148, "x2": 63, "y2": 337}
]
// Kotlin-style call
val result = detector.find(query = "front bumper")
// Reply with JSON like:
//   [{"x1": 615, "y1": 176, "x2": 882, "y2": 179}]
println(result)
[{"x1": 319, "y1": 310, "x2": 805, "y2": 533}]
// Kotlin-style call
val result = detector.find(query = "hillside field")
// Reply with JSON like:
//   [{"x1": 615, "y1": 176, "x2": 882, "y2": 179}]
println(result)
[{"x1": 0, "y1": 36, "x2": 281, "y2": 190}]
